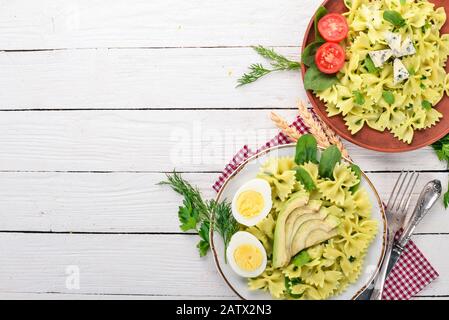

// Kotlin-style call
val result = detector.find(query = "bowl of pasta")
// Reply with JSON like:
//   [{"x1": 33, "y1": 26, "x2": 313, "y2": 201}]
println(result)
[
  {"x1": 301, "y1": 0, "x2": 449, "y2": 152},
  {"x1": 210, "y1": 138, "x2": 387, "y2": 300}
]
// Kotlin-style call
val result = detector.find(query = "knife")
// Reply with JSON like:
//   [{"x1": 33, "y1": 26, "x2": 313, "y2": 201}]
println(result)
[{"x1": 386, "y1": 180, "x2": 442, "y2": 275}]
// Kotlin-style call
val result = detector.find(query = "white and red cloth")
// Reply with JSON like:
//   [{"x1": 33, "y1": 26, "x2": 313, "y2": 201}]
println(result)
[{"x1": 212, "y1": 115, "x2": 438, "y2": 300}]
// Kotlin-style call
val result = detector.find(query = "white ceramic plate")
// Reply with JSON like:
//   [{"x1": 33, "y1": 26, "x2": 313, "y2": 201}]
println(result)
[{"x1": 211, "y1": 144, "x2": 387, "y2": 300}]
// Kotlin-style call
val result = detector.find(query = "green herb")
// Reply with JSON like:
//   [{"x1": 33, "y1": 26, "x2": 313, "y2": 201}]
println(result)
[
  {"x1": 304, "y1": 65, "x2": 338, "y2": 91},
  {"x1": 237, "y1": 46, "x2": 301, "y2": 87},
  {"x1": 353, "y1": 90, "x2": 365, "y2": 105},
  {"x1": 432, "y1": 134, "x2": 449, "y2": 163},
  {"x1": 444, "y1": 186, "x2": 449, "y2": 209},
  {"x1": 432, "y1": 135, "x2": 449, "y2": 208},
  {"x1": 382, "y1": 90, "x2": 395, "y2": 104},
  {"x1": 212, "y1": 200, "x2": 240, "y2": 261},
  {"x1": 237, "y1": 6, "x2": 332, "y2": 87},
  {"x1": 349, "y1": 164, "x2": 362, "y2": 193},
  {"x1": 383, "y1": 10, "x2": 406, "y2": 27},
  {"x1": 292, "y1": 250, "x2": 311, "y2": 267},
  {"x1": 302, "y1": 41, "x2": 324, "y2": 67},
  {"x1": 408, "y1": 67, "x2": 416, "y2": 76},
  {"x1": 285, "y1": 277, "x2": 303, "y2": 299},
  {"x1": 197, "y1": 220, "x2": 210, "y2": 257},
  {"x1": 319, "y1": 145, "x2": 342, "y2": 179},
  {"x1": 400, "y1": 0, "x2": 407, "y2": 5},
  {"x1": 422, "y1": 100, "x2": 432, "y2": 110},
  {"x1": 295, "y1": 167, "x2": 317, "y2": 192},
  {"x1": 178, "y1": 198, "x2": 199, "y2": 231},
  {"x1": 295, "y1": 134, "x2": 319, "y2": 165},
  {"x1": 314, "y1": 6, "x2": 328, "y2": 42},
  {"x1": 364, "y1": 55, "x2": 379, "y2": 74},
  {"x1": 349, "y1": 256, "x2": 356, "y2": 263},
  {"x1": 159, "y1": 171, "x2": 239, "y2": 257}
]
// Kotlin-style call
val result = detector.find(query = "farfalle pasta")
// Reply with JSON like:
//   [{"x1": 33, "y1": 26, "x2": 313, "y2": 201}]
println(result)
[
  {"x1": 246, "y1": 156, "x2": 377, "y2": 300},
  {"x1": 315, "y1": 0, "x2": 449, "y2": 144},
  {"x1": 257, "y1": 157, "x2": 297, "y2": 201}
]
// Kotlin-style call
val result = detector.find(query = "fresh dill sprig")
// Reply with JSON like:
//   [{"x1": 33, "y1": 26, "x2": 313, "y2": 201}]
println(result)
[
  {"x1": 158, "y1": 171, "x2": 239, "y2": 258},
  {"x1": 158, "y1": 171, "x2": 208, "y2": 220},
  {"x1": 210, "y1": 200, "x2": 240, "y2": 262},
  {"x1": 237, "y1": 46, "x2": 301, "y2": 87}
]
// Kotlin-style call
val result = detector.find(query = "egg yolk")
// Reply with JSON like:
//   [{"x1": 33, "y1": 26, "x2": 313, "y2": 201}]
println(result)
[
  {"x1": 236, "y1": 191, "x2": 264, "y2": 218},
  {"x1": 233, "y1": 244, "x2": 263, "y2": 271}
]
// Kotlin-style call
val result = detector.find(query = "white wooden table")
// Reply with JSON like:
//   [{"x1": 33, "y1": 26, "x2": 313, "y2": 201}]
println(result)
[{"x1": 0, "y1": 0, "x2": 447, "y2": 300}]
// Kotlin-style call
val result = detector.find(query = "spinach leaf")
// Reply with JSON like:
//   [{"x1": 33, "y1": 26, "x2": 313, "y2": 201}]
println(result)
[
  {"x1": 349, "y1": 164, "x2": 362, "y2": 193},
  {"x1": 304, "y1": 65, "x2": 338, "y2": 91},
  {"x1": 302, "y1": 41, "x2": 324, "y2": 67},
  {"x1": 382, "y1": 90, "x2": 395, "y2": 104},
  {"x1": 295, "y1": 167, "x2": 317, "y2": 191},
  {"x1": 383, "y1": 10, "x2": 406, "y2": 27},
  {"x1": 293, "y1": 251, "x2": 311, "y2": 267},
  {"x1": 422, "y1": 100, "x2": 432, "y2": 110},
  {"x1": 295, "y1": 134, "x2": 318, "y2": 165},
  {"x1": 314, "y1": 6, "x2": 328, "y2": 42},
  {"x1": 364, "y1": 55, "x2": 379, "y2": 74},
  {"x1": 353, "y1": 90, "x2": 365, "y2": 105},
  {"x1": 319, "y1": 145, "x2": 342, "y2": 179}
]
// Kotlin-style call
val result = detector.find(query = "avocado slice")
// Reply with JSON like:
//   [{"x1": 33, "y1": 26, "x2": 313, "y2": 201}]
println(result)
[
  {"x1": 305, "y1": 228, "x2": 338, "y2": 248},
  {"x1": 272, "y1": 192, "x2": 309, "y2": 268},
  {"x1": 285, "y1": 205, "x2": 319, "y2": 246},
  {"x1": 290, "y1": 215, "x2": 340, "y2": 256},
  {"x1": 287, "y1": 201, "x2": 323, "y2": 244},
  {"x1": 287, "y1": 207, "x2": 328, "y2": 255}
]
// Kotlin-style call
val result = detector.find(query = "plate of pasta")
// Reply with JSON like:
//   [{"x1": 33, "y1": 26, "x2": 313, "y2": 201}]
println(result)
[
  {"x1": 301, "y1": 0, "x2": 449, "y2": 152},
  {"x1": 210, "y1": 136, "x2": 387, "y2": 300}
]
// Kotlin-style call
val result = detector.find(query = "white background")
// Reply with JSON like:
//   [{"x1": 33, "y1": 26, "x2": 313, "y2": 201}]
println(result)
[{"x1": 0, "y1": 0, "x2": 447, "y2": 299}]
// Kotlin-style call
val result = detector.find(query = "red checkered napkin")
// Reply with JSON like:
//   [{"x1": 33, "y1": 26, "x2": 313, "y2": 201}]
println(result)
[{"x1": 212, "y1": 115, "x2": 439, "y2": 300}]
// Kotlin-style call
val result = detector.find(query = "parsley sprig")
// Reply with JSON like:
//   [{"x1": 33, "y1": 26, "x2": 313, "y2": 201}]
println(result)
[
  {"x1": 432, "y1": 135, "x2": 449, "y2": 208},
  {"x1": 159, "y1": 171, "x2": 239, "y2": 257},
  {"x1": 237, "y1": 46, "x2": 301, "y2": 87}
]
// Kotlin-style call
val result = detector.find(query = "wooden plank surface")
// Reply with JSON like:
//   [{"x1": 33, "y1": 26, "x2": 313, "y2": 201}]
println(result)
[
  {"x1": 0, "y1": 233, "x2": 444, "y2": 297},
  {"x1": 0, "y1": 172, "x2": 448, "y2": 234},
  {"x1": 0, "y1": 0, "x2": 447, "y2": 300},
  {"x1": 0, "y1": 48, "x2": 306, "y2": 109},
  {"x1": 0, "y1": 110, "x2": 444, "y2": 172},
  {"x1": 0, "y1": 0, "x2": 321, "y2": 50}
]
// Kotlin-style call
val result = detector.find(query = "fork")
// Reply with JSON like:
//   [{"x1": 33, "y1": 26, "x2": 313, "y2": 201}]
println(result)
[{"x1": 369, "y1": 171, "x2": 419, "y2": 300}]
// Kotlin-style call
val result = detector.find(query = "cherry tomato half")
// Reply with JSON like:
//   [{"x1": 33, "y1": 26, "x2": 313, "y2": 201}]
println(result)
[
  {"x1": 318, "y1": 13, "x2": 349, "y2": 43},
  {"x1": 315, "y1": 42, "x2": 346, "y2": 74}
]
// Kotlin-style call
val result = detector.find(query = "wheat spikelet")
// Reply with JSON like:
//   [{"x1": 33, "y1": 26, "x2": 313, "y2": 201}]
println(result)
[
  {"x1": 317, "y1": 117, "x2": 352, "y2": 160},
  {"x1": 296, "y1": 101, "x2": 330, "y2": 148},
  {"x1": 270, "y1": 112, "x2": 301, "y2": 142},
  {"x1": 270, "y1": 102, "x2": 352, "y2": 161}
]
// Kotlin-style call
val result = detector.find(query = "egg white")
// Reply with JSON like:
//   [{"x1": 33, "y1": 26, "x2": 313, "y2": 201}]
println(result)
[
  {"x1": 226, "y1": 231, "x2": 267, "y2": 278},
  {"x1": 231, "y1": 178, "x2": 272, "y2": 227}
]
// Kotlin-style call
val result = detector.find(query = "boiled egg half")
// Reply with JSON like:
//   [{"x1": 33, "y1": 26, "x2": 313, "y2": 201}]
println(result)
[
  {"x1": 226, "y1": 231, "x2": 267, "y2": 278},
  {"x1": 231, "y1": 178, "x2": 272, "y2": 227}
]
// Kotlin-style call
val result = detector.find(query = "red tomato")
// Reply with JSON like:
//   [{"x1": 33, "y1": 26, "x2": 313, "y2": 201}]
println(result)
[
  {"x1": 315, "y1": 42, "x2": 345, "y2": 74},
  {"x1": 318, "y1": 13, "x2": 349, "y2": 43}
]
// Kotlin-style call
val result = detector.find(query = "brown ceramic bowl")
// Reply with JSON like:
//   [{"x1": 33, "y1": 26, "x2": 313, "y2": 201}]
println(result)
[{"x1": 301, "y1": 0, "x2": 449, "y2": 153}]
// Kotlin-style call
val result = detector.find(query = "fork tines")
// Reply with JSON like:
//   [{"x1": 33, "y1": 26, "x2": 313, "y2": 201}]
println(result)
[{"x1": 386, "y1": 171, "x2": 420, "y2": 215}]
